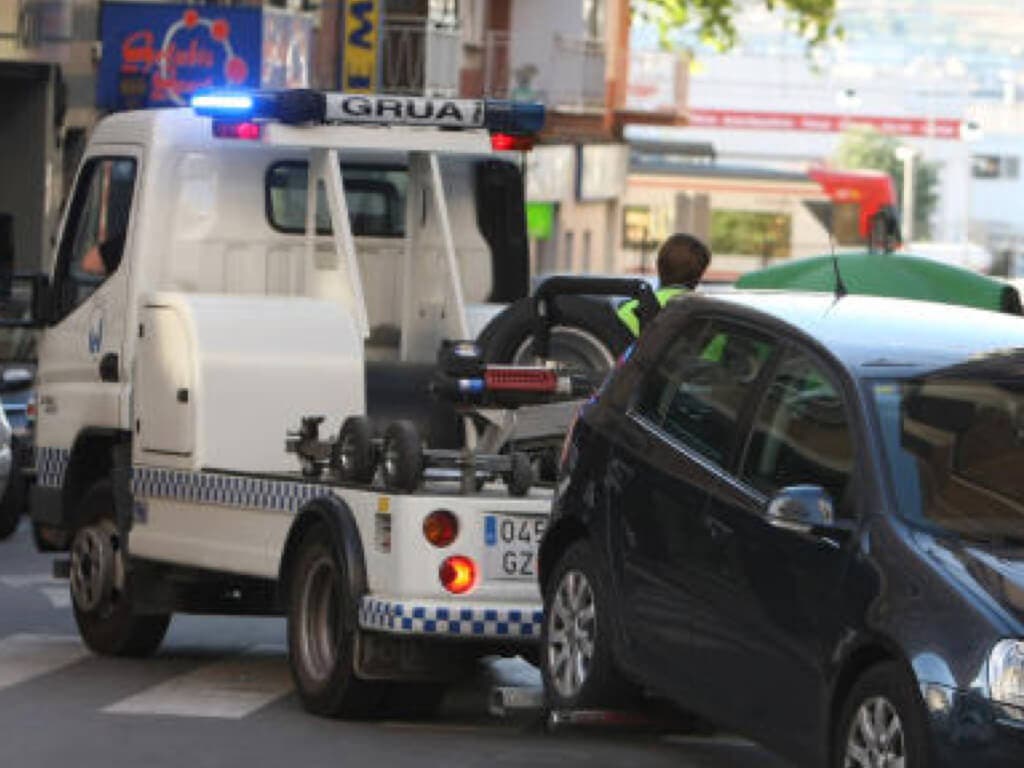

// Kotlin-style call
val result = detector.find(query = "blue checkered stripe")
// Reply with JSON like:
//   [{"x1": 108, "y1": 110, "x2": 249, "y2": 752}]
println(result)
[
  {"x1": 132, "y1": 467, "x2": 324, "y2": 514},
  {"x1": 359, "y1": 597, "x2": 544, "y2": 639},
  {"x1": 36, "y1": 447, "x2": 70, "y2": 489}
]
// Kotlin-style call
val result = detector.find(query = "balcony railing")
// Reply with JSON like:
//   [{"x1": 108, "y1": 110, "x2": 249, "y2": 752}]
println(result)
[
  {"x1": 549, "y1": 34, "x2": 606, "y2": 112},
  {"x1": 380, "y1": 19, "x2": 461, "y2": 97},
  {"x1": 484, "y1": 31, "x2": 606, "y2": 112},
  {"x1": 0, "y1": 0, "x2": 72, "y2": 60}
]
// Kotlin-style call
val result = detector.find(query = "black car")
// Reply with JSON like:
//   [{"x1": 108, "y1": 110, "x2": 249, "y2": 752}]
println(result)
[{"x1": 539, "y1": 291, "x2": 1024, "y2": 768}]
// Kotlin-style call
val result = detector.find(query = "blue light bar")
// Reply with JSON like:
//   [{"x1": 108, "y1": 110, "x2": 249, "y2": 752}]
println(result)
[
  {"x1": 191, "y1": 92, "x2": 254, "y2": 114},
  {"x1": 191, "y1": 89, "x2": 546, "y2": 135},
  {"x1": 483, "y1": 100, "x2": 546, "y2": 136}
]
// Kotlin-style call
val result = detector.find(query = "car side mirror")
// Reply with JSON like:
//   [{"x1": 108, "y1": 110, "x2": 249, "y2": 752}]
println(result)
[{"x1": 766, "y1": 485, "x2": 835, "y2": 534}]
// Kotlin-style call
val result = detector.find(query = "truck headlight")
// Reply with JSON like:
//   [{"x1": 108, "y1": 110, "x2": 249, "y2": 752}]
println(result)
[{"x1": 988, "y1": 640, "x2": 1024, "y2": 716}]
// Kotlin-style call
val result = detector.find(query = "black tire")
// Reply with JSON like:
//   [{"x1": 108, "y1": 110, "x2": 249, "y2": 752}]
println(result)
[
  {"x1": 381, "y1": 420, "x2": 422, "y2": 493},
  {"x1": 71, "y1": 481, "x2": 170, "y2": 657},
  {"x1": 833, "y1": 662, "x2": 930, "y2": 768},
  {"x1": 0, "y1": 474, "x2": 23, "y2": 540},
  {"x1": 541, "y1": 540, "x2": 637, "y2": 710},
  {"x1": 504, "y1": 452, "x2": 533, "y2": 497},
  {"x1": 287, "y1": 524, "x2": 383, "y2": 718},
  {"x1": 333, "y1": 416, "x2": 377, "y2": 485},
  {"x1": 476, "y1": 296, "x2": 632, "y2": 389}
]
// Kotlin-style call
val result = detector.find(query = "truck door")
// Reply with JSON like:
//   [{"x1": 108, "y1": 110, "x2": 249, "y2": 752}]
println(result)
[{"x1": 35, "y1": 148, "x2": 141, "y2": 447}]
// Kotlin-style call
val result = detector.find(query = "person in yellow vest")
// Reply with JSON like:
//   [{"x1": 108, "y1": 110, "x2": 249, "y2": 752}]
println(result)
[{"x1": 617, "y1": 233, "x2": 711, "y2": 335}]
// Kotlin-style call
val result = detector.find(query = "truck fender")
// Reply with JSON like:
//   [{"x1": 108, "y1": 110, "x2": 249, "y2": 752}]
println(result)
[
  {"x1": 47, "y1": 429, "x2": 132, "y2": 533},
  {"x1": 277, "y1": 494, "x2": 368, "y2": 632}
]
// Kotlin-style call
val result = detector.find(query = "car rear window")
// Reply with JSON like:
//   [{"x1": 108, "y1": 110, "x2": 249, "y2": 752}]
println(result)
[{"x1": 266, "y1": 162, "x2": 407, "y2": 237}]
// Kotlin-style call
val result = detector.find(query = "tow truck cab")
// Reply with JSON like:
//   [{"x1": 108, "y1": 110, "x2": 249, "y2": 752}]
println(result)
[{"x1": 29, "y1": 95, "x2": 536, "y2": 530}]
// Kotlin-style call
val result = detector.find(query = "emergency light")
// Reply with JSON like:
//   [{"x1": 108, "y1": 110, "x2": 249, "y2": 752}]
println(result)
[{"x1": 191, "y1": 88, "x2": 545, "y2": 137}]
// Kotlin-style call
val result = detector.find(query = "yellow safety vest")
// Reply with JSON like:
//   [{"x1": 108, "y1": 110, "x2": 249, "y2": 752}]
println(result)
[{"x1": 616, "y1": 286, "x2": 687, "y2": 336}]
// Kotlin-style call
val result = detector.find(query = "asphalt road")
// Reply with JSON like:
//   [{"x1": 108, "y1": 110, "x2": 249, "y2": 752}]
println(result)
[{"x1": 0, "y1": 520, "x2": 790, "y2": 768}]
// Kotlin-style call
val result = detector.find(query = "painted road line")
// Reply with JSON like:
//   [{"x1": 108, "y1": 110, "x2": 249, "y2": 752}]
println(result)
[
  {"x1": 103, "y1": 647, "x2": 293, "y2": 719},
  {"x1": 40, "y1": 586, "x2": 71, "y2": 609},
  {"x1": 0, "y1": 634, "x2": 88, "y2": 692},
  {"x1": 0, "y1": 574, "x2": 61, "y2": 588}
]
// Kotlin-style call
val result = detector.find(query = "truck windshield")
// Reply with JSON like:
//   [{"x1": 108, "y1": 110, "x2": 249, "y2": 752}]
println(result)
[{"x1": 872, "y1": 378, "x2": 1024, "y2": 542}]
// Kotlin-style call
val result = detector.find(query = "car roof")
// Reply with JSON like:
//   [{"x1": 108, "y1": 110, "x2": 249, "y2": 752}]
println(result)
[{"x1": 673, "y1": 290, "x2": 1024, "y2": 375}]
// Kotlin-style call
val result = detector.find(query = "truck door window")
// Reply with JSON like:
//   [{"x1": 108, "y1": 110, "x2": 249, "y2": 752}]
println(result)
[
  {"x1": 266, "y1": 162, "x2": 406, "y2": 237},
  {"x1": 55, "y1": 157, "x2": 137, "y2": 319}
]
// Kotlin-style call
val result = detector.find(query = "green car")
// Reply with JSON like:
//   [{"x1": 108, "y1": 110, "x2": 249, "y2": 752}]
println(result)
[{"x1": 735, "y1": 251, "x2": 1022, "y2": 315}]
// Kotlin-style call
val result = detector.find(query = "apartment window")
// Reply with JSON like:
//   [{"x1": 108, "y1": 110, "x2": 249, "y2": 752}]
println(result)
[
  {"x1": 564, "y1": 230, "x2": 575, "y2": 272},
  {"x1": 582, "y1": 230, "x2": 592, "y2": 273},
  {"x1": 972, "y1": 154, "x2": 1020, "y2": 180}
]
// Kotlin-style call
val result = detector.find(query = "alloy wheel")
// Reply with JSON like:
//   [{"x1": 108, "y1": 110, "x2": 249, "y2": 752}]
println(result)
[
  {"x1": 546, "y1": 568, "x2": 597, "y2": 699},
  {"x1": 844, "y1": 695, "x2": 906, "y2": 768}
]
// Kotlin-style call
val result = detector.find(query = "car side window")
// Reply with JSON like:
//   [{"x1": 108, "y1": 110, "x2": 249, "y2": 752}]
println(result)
[
  {"x1": 55, "y1": 157, "x2": 137, "y2": 319},
  {"x1": 635, "y1": 319, "x2": 776, "y2": 467},
  {"x1": 741, "y1": 348, "x2": 854, "y2": 510}
]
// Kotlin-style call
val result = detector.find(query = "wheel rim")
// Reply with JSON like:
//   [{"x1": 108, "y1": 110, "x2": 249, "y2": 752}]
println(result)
[
  {"x1": 512, "y1": 326, "x2": 615, "y2": 387},
  {"x1": 383, "y1": 441, "x2": 399, "y2": 483},
  {"x1": 297, "y1": 555, "x2": 340, "y2": 684},
  {"x1": 70, "y1": 522, "x2": 119, "y2": 614},
  {"x1": 339, "y1": 433, "x2": 357, "y2": 474},
  {"x1": 844, "y1": 696, "x2": 906, "y2": 768},
  {"x1": 546, "y1": 568, "x2": 596, "y2": 699}
]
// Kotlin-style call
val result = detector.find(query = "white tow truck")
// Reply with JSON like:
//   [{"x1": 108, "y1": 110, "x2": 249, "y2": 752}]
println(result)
[{"x1": 1, "y1": 89, "x2": 574, "y2": 717}]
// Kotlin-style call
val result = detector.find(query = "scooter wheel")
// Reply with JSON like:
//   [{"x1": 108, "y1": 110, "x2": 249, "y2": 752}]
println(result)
[
  {"x1": 381, "y1": 421, "x2": 423, "y2": 493},
  {"x1": 504, "y1": 452, "x2": 533, "y2": 497},
  {"x1": 332, "y1": 416, "x2": 377, "y2": 485}
]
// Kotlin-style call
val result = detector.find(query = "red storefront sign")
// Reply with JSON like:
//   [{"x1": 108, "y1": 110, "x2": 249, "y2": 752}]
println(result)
[{"x1": 688, "y1": 109, "x2": 963, "y2": 140}]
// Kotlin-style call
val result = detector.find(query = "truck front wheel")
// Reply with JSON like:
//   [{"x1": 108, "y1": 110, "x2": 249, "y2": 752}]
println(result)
[
  {"x1": 287, "y1": 525, "x2": 383, "y2": 717},
  {"x1": 70, "y1": 481, "x2": 170, "y2": 657}
]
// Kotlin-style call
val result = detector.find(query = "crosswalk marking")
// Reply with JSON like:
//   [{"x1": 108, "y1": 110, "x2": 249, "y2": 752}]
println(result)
[
  {"x1": 0, "y1": 634, "x2": 88, "y2": 691},
  {"x1": 0, "y1": 573, "x2": 71, "y2": 608},
  {"x1": 0, "y1": 573, "x2": 61, "y2": 588},
  {"x1": 103, "y1": 646, "x2": 293, "y2": 719},
  {"x1": 40, "y1": 586, "x2": 71, "y2": 608}
]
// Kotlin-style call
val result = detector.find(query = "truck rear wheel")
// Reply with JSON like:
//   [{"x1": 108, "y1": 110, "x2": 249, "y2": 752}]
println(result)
[
  {"x1": 70, "y1": 481, "x2": 170, "y2": 657},
  {"x1": 287, "y1": 525, "x2": 383, "y2": 717}
]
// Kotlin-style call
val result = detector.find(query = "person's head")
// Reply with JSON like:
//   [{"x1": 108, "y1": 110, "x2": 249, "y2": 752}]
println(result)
[{"x1": 656, "y1": 233, "x2": 711, "y2": 289}]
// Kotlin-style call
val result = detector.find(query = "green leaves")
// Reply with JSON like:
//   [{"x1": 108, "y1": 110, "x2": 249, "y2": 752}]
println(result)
[{"x1": 639, "y1": 0, "x2": 842, "y2": 52}]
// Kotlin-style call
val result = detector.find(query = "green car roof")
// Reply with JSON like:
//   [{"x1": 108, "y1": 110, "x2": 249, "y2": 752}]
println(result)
[{"x1": 735, "y1": 252, "x2": 1022, "y2": 315}]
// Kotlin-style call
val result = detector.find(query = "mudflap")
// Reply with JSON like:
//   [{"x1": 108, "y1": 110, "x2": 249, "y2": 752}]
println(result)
[{"x1": 353, "y1": 629, "x2": 476, "y2": 682}]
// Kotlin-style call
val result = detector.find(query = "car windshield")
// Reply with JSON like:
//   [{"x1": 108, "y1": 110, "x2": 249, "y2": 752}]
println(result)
[{"x1": 872, "y1": 376, "x2": 1024, "y2": 542}]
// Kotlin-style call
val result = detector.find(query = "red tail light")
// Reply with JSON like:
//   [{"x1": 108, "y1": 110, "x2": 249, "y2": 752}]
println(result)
[
  {"x1": 212, "y1": 121, "x2": 262, "y2": 141},
  {"x1": 439, "y1": 556, "x2": 476, "y2": 594},
  {"x1": 490, "y1": 133, "x2": 535, "y2": 151}
]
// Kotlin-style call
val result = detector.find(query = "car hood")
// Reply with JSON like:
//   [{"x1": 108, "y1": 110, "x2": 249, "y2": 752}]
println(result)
[{"x1": 924, "y1": 534, "x2": 1024, "y2": 629}]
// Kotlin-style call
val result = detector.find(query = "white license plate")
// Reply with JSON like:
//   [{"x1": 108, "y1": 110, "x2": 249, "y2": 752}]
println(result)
[{"x1": 483, "y1": 514, "x2": 547, "y2": 580}]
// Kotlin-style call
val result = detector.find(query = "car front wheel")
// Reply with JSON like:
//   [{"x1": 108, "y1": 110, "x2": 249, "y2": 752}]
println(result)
[
  {"x1": 541, "y1": 540, "x2": 635, "y2": 710},
  {"x1": 835, "y1": 662, "x2": 930, "y2": 768}
]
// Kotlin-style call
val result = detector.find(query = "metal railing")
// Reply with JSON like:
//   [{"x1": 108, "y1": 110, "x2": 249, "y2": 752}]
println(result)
[
  {"x1": 380, "y1": 18, "x2": 461, "y2": 97},
  {"x1": 483, "y1": 30, "x2": 606, "y2": 111},
  {"x1": 548, "y1": 34, "x2": 606, "y2": 111}
]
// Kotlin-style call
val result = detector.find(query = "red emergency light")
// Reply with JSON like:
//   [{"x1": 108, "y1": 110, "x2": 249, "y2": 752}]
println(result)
[
  {"x1": 212, "y1": 121, "x2": 262, "y2": 141},
  {"x1": 490, "y1": 132, "x2": 536, "y2": 152}
]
